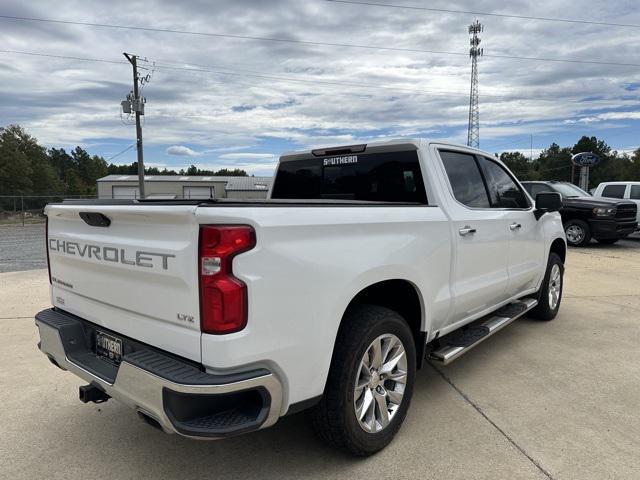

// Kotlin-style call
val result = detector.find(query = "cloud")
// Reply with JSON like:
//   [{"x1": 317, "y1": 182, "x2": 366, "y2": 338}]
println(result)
[
  {"x1": 564, "y1": 111, "x2": 640, "y2": 124},
  {"x1": 496, "y1": 148, "x2": 544, "y2": 160},
  {"x1": 231, "y1": 104, "x2": 257, "y2": 112},
  {"x1": 218, "y1": 153, "x2": 276, "y2": 159},
  {"x1": 166, "y1": 145, "x2": 201, "y2": 156},
  {"x1": 1, "y1": 0, "x2": 640, "y2": 158}
]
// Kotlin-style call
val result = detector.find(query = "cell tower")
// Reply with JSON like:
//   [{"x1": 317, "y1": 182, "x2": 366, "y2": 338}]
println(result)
[{"x1": 467, "y1": 21, "x2": 483, "y2": 148}]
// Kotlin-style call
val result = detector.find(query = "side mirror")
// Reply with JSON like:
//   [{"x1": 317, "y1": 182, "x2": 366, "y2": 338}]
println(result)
[{"x1": 534, "y1": 192, "x2": 563, "y2": 220}]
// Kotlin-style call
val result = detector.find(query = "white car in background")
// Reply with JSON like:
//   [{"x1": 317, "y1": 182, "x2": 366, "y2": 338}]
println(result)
[{"x1": 593, "y1": 182, "x2": 640, "y2": 224}]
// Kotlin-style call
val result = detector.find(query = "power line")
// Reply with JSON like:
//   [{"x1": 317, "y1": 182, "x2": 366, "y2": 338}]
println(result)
[
  {"x1": 486, "y1": 52, "x2": 639, "y2": 68},
  {"x1": 150, "y1": 57, "x2": 533, "y2": 96},
  {"x1": 106, "y1": 144, "x2": 135, "y2": 161},
  {"x1": 326, "y1": 0, "x2": 640, "y2": 29},
  {"x1": 0, "y1": 49, "x2": 476, "y2": 98},
  {"x1": 151, "y1": 60, "x2": 613, "y2": 104},
  {"x1": 0, "y1": 49, "x2": 542, "y2": 101},
  {"x1": 487, "y1": 135, "x2": 534, "y2": 151},
  {"x1": 153, "y1": 62, "x2": 458, "y2": 96},
  {"x1": 0, "y1": 49, "x2": 629, "y2": 105},
  {"x1": 0, "y1": 14, "x2": 639, "y2": 68},
  {"x1": 151, "y1": 61, "x2": 542, "y2": 100},
  {"x1": 0, "y1": 49, "x2": 124, "y2": 64},
  {"x1": 1, "y1": 49, "x2": 453, "y2": 97}
]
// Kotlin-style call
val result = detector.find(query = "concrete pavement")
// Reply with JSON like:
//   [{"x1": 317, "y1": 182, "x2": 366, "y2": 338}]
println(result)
[{"x1": 1, "y1": 241, "x2": 639, "y2": 479}]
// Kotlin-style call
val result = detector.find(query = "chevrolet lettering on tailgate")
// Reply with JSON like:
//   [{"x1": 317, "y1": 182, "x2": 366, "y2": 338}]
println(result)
[{"x1": 49, "y1": 238, "x2": 175, "y2": 270}]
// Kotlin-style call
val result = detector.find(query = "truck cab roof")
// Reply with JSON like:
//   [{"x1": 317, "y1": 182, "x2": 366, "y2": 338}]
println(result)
[{"x1": 279, "y1": 138, "x2": 496, "y2": 162}]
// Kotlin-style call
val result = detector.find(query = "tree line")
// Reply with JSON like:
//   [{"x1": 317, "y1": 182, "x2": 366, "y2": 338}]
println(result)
[
  {"x1": 0, "y1": 124, "x2": 247, "y2": 198},
  {"x1": 2, "y1": 124, "x2": 639, "y2": 200},
  {"x1": 499, "y1": 136, "x2": 640, "y2": 187}
]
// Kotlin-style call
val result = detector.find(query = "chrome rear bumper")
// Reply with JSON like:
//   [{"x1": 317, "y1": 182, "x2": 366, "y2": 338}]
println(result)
[{"x1": 35, "y1": 308, "x2": 283, "y2": 439}]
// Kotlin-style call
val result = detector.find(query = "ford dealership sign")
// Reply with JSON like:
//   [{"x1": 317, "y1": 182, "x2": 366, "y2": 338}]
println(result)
[{"x1": 571, "y1": 152, "x2": 600, "y2": 167}]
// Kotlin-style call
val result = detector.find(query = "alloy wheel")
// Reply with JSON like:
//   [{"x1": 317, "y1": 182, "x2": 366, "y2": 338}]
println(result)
[
  {"x1": 548, "y1": 263, "x2": 562, "y2": 310},
  {"x1": 353, "y1": 334, "x2": 407, "y2": 433},
  {"x1": 565, "y1": 225, "x2": 585, "y2": 244}
]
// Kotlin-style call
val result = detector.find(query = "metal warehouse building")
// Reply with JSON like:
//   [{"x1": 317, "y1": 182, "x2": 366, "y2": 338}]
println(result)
[{"x1": 97, "y1": 175, "x2": 273, "y2": 200}]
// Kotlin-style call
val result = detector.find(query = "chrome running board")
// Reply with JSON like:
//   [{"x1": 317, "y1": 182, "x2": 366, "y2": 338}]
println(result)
[{"x1": 429, "y1": 298, "x2": 538, "y2": 365}]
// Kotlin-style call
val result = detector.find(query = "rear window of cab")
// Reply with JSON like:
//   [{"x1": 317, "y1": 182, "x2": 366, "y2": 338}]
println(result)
[{"x1": 271, "y1": 150, "x2": 428, "y2": 203}]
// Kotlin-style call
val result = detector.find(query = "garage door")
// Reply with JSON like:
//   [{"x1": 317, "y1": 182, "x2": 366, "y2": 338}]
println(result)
[
  {"x1": 183, "y1": 186, "x2": 214, "y2": 199},
  {"x1": 112, "y1": 186, "x2": 140, "y2": 199}
]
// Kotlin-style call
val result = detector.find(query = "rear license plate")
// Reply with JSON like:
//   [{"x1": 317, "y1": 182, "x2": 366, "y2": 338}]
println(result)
[{"x1": 96, "y1": 330, "x2": 123, "y2": 365}]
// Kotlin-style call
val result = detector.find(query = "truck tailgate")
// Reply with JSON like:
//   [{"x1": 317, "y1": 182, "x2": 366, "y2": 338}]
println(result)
[{"x1": 46, "y1": 203, "x2": 202, "y2": 362}]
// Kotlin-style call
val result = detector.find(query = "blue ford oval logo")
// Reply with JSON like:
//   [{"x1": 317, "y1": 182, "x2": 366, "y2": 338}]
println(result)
[{"x1": 571, "y1": 152, "x2": 600, "y2": 167}]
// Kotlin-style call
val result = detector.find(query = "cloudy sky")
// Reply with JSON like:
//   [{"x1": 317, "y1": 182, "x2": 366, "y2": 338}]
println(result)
[{"x1": 1, "y1": 0, "x2": 639, "y2": 175}]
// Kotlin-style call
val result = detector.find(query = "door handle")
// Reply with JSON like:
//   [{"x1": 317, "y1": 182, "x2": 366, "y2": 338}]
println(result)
[
  {"x1": 459, "y1": 226, "x2": 477, "y2": 236},
  {"x1": 509, "y1": 223, "x2": 522, "y2": 230}
]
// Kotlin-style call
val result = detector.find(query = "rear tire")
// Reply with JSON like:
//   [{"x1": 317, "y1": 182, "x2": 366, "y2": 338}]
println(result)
[
  {"x1": 564, "y1": 219, "x2": 591, "y2": 247},
  {"x1": 595, "y1": 238, "x2": 618, "y2": 245},
  {"x1": 530, "y1": 252, "x2": 564, "y2": 321},
  {"x1": 311, "y1": 305, "x2": 416, "y2": 456}
]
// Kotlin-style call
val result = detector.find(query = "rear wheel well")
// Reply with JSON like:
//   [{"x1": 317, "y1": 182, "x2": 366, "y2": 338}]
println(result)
[
  {"x1": 342, "y1": 280, "x2": 425, "y2": 368},
  {"x1": 550, "y1": 238, "x2": 566, "y2": 264}
]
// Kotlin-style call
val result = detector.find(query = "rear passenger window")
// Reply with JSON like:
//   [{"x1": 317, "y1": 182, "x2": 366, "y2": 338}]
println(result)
[
  {"x1": 602, "y1": 185, "x2": 626, "y2": 199},
  {"x1": 478, "y1": 157, "x2": 530, "y2": 209},
  {"x1": 630, "y1": 185, "x2": 640, "y2": 200},
  {"x1": 440, "y1": 151, "x2": 490, "y2": 208}
]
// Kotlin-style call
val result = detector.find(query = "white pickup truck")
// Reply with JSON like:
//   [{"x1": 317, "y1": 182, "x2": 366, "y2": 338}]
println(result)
[{"x1": 37, "y1": 139, "x2": 567, "y2": 455}]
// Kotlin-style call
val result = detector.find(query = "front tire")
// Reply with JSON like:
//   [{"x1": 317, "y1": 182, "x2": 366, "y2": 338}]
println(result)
[
  {"x1": 311, "y1": 305, "x2": 416, "y2": 456},
  {"x1": 530, "y1": 252, "x2": 564, "y2": 321},
  {"x1": 564, "y1": 219, "x2": 591, "y2": 247}
]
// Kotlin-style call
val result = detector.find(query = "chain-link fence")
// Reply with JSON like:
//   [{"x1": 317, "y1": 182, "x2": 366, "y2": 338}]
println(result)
[
  {"x1": 0, "y1": 195, "x2": 97, "y2": 273},
  {"x1": 0, "y1": 195, "x2": 97, "y2": 226}
]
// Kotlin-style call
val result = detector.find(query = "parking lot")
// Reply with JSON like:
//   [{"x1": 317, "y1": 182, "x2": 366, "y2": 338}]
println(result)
[
  {"x1": 1, "y1": 239, "x2": 639, "y2": 479},
  {"x1": 0, "y1": 224, "x2": 47, "y2": 273}
]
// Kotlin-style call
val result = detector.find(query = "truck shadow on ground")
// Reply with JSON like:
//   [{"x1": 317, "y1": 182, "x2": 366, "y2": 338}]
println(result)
[
  {"x1": 32, "y1": 352, "x2": 516, "y2": 480},
  {"x1": 28, "y1": 316, "x2": 557, "y2": 480},
  {"x1": 31, "y1": 322, "x2": 548, "y2": 480},
  {"x1": 36, "y1": 404, "x2": 359, "y2": 478},
  {"x1": 21, "y1": 309, "x2": 605, "y2": 479},
  {"x1": 34, "y1": 383, "x2": 434, "y2": 480}
]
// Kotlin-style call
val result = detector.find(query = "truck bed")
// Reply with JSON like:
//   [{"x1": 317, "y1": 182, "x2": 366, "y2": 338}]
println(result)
[
  {"x1": 57, "y1": 198, "x2": 427, "y2": 207},
  {"x1": 46, "y1": 199, "x2": 449, "y2": 385}
]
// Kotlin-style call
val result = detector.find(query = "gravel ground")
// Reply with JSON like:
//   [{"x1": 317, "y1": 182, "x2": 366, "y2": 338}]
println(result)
[{"x1": 0, "y1": 224, "x2": 47, "y2": 273}]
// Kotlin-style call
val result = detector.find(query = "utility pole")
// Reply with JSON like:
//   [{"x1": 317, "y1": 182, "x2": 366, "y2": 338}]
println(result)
[
  {"x1": 467, "y1": 21, "x2": 483, "y2": 149},
  {"x1": 123, "y1": 53, "x2": 146, "y2": 199},
  {"x1": 530, "y1": 134, "x2": 533, "y2": 161}
]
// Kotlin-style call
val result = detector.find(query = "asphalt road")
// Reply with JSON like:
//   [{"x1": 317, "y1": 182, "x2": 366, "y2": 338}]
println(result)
[{"x1": 1, "y1": 242, "x2": 640, "y2": 479}]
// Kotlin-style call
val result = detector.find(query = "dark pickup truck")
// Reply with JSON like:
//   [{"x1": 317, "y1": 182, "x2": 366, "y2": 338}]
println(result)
[{"x1": 522, "y1": 181, "x2": 638, "y2": 246}]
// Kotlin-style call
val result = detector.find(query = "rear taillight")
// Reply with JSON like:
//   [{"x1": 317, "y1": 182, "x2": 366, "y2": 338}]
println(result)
[
  {"x1": 198, "y1": 225, "x2": 256, "y2": 334},
  {"x1": 45, "y1": 215, "x2": 51, "y2": 284}
]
